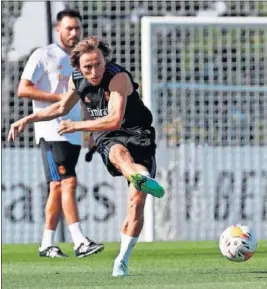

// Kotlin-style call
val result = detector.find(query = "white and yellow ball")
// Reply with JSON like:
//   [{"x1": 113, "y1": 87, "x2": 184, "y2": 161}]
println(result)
[{"x1": 219, "y1": 224, "x2": 257, "y2": 262}]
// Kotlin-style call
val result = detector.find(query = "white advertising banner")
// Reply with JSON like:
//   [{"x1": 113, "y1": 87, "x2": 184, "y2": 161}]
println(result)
[
  {"x1": 2, "y1": 148, "x2": 129, "y2": 244},
  {"x1": 154, "y1": 142, "x2": 267, "y2": 241},
  {"x1": 2, "y1": 145, "x2": 267, "y2": 243}
]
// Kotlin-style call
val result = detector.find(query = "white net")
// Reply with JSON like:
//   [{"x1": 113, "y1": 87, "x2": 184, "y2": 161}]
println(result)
[
  {"x1": 151, "y1": 21, "x2": 267, "y2": 146},
  {"x1": 142, "y1": 17, "x2": 267, "y2": 240}
]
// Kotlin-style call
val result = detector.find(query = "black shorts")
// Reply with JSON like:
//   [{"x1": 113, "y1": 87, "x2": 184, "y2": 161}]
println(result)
[
  {"x1": 39, "y1": 138, "x2": 81, "y2": 183},
  {"x1": 96, "y1": 127, "x2": 157, "y2": 177}
]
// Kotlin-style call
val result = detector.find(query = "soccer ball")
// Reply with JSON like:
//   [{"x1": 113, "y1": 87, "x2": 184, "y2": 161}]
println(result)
[{"x1": 219, "y1": 224, "x2": 257, "y2": 262}]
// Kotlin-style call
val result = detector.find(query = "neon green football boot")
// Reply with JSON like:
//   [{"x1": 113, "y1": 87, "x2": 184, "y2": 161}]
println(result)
[{"x1": 129, "y1": 173, "x2": 165, "y2": 198}]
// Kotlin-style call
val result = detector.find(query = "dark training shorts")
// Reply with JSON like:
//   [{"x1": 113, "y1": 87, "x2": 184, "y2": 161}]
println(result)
[
  {"x1": 96, "y1": 127, "x2": 157, "y2": 178},
  {"x1": 39, "y1": 138, "x2": 81, "y2": 183}
]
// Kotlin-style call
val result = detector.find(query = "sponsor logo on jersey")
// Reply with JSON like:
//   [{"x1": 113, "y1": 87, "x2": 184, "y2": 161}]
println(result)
[{"x1": 87, "y1": 108, "x2": 108, "y2": 118}]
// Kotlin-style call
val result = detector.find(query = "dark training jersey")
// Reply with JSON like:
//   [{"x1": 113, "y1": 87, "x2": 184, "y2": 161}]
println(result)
[{"x1": 72, "y1": 62, "x2": 154, "y2": 143}]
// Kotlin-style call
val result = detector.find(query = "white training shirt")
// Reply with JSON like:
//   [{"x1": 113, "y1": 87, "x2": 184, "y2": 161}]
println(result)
[{"x1": 21, "y1": 43, "x2": 81, "y2": 145}]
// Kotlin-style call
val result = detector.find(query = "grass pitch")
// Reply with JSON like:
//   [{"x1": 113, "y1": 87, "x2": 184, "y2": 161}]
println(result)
[{"x1": 2, "y1": 241, "x2": 267, "y2": 289}]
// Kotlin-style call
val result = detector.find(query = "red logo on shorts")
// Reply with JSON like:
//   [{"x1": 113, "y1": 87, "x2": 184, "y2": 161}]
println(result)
[{"x1": 58, "y1": 165, "x2": 66, "y2": 175}]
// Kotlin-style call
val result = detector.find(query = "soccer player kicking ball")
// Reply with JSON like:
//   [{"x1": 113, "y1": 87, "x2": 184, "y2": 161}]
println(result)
[{"x1": 8, "y1": 36, "x2": 165, "y2": 276}]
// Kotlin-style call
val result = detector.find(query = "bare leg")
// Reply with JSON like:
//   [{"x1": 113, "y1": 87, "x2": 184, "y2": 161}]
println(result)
[
  {"x1": 61, "y1": 176, "x2": 88, "y2": 248},
  {"x1": 40, "y1": 181, "x2": 62, "y2": 250},
  {"x1": 113, "y1": 184, "x2": 146, "y2": 276},
  {"x1": 61, "y1": 176, "x2": 79, "y2": 225},
  {"x1": 121, "y1": 184, "x2": 147, "y2": 237},
  {"x1": 109, "y1": 144, "x2": 148, "y2": 180},
  {"x1": 111, "y1": 144, "x2": 164, "y2": 276},
  {"x1": 109, "y1": 144, "x2": 164, "y2": 198},
  {"x1": 45, "y1": 181, "x2": 62, "y2": 230}
]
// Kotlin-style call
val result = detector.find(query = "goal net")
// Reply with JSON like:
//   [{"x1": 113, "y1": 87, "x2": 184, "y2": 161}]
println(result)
[{"x1": 141, "y1": 17, "x2": 267, "y2": 241}]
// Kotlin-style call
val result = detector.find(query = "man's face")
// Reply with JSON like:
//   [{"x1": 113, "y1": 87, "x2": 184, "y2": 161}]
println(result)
[
  {"x1": 79, "y1": 49, "x2": 106, "y2": 86},
  {"x1": 57, "y1": 16, "x2": 82, "y2": 49}
]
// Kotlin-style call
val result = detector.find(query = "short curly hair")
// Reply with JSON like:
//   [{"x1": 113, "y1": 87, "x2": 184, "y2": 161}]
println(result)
[{"x1": 70, "y1": 36, "x2": 112, "y2": 69}]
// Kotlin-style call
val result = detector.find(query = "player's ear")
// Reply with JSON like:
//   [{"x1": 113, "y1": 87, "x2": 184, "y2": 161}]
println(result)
[{"x1": 56, "y1": 21, "x2": 61, "y2": 32}]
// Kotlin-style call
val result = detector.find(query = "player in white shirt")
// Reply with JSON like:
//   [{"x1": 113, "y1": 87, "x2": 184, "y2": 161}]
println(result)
[{"x1": 17, "y1": 9, "x2": 103, "y2": 258}]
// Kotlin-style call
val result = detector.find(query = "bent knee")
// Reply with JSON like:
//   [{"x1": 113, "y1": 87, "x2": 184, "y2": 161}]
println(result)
[
  {"x1": 49, "y1": 181, "x2": 61, "y2": 194},
  {"x1": 109, "y1": 144, "x2": 133, "y2": 166},
  {"x1": 61, "y1": 176, "x2": 77, "y2": 191}
]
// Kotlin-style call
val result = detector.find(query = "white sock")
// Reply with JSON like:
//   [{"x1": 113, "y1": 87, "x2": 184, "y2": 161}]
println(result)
[
  {"x1": 116, "y1": 233, "x2": 138, "y2": 264},
  {"x1": 139, "y1": 171, "x2": 150, "y2": 177},
  {"x1": 68, "y1": 222, "x2": 88, "y2": 249},
  {"x1": 40, "y1": 229, "x2": 55, "y2": 250}
]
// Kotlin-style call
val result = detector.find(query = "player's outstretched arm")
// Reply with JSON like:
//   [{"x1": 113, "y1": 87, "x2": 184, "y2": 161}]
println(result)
[
  {"x1": 8, "y1": 101, "x2": 65, "y2": 141},
  {"x1": 8, "y1": 117, "x2": 29, "y2": 141},
  {"x1": 8, "y1": 78, "x2": 80, "y2": 141}
]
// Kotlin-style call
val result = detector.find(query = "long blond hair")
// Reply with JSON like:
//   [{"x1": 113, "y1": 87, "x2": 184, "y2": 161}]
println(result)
[{"x1": 70, "y1": 36, "x2": 112, "y2": 69}]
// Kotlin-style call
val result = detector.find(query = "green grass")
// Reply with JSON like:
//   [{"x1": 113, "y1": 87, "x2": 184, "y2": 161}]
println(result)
[{"x1": 2, "y1": 241, "x2": 267, "y2": 289}]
